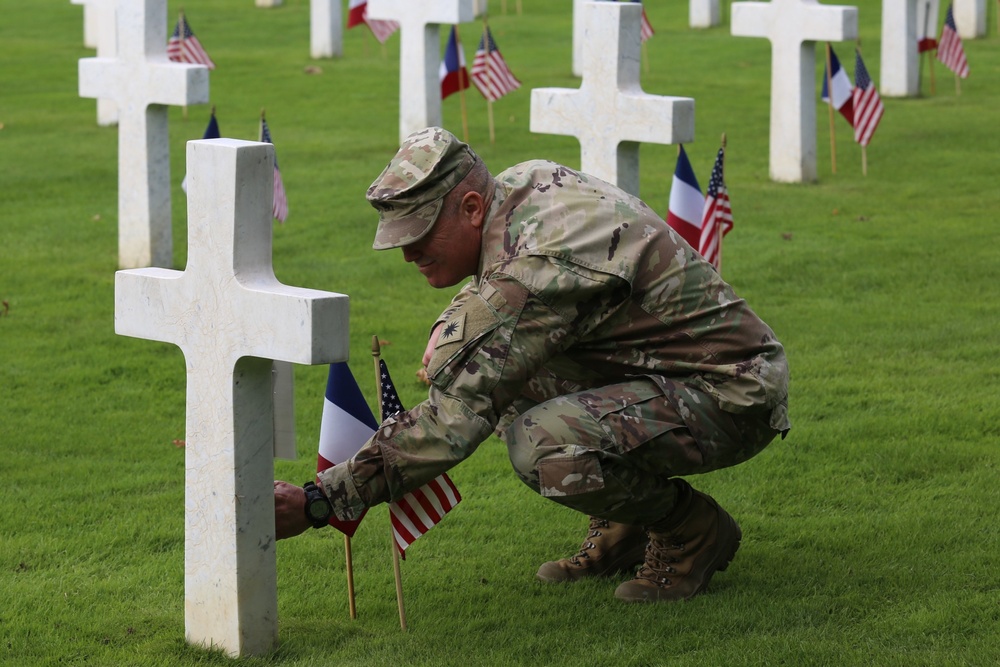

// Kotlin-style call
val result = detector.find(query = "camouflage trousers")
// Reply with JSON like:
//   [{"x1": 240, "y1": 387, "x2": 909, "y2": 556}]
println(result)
[{"x1": 503, "y1": 376, "x2": 780, "y2": 526}]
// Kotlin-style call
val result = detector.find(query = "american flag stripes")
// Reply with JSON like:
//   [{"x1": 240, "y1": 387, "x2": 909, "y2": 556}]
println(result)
[
  {"x1": 937, "y1": 4, "x2": 969, "y2": 78},
  {"x1": 260, "y1": 117, "x2": 289, "y2": 223},
  {"x1": 167, "y1": 13, "x2": 215, "y2": 70},
  {"x1": 347, "y1": 0, "x2": 400, "y2": 44},
  {"x1": 635, "y1": 1, "x2": 655, "y2": 42},
  {"x1": 697, "y1": 145, "x2": 733, "y2": 270},
  {"x1": 379, "y1": 359, "x2": 461, "y2": 558},
  {"x1": 471, "y1": 26, "x2": 521, "y2": 102},
  {"x1": 852, "y1": 50, "x2": 884, "y2": 147}
]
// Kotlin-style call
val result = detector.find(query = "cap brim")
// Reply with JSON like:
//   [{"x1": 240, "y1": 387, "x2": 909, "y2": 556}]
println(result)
[{"x1": 371, "y1": 197, "x2": 445, "y2": 250}]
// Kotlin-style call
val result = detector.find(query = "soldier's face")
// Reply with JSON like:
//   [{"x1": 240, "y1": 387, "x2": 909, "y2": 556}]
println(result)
[{"x1": 401, "y1": 191, "x2": 484, "y2": 288}]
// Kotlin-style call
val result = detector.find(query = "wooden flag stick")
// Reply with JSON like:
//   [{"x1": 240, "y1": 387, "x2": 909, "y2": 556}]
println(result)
[
  {"x1": 372, "y1": 335, "x2": 407, "y2": 631},
  {"x1": 344, "y1": 534, "x2": 357, "y2": 619}
]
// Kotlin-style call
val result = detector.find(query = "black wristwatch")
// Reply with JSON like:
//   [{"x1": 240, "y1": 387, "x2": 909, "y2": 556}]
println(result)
[{"x1": 303, "y1": 481, "x2": 332, "y2": 529}]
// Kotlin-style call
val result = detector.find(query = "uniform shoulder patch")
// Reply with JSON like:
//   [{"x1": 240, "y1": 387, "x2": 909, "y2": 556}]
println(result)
[{"x1": 435, "y1": 312, "x2": 466, "y2": 349}]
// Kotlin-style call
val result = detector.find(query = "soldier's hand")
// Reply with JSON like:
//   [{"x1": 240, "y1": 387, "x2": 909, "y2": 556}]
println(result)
[
  {"x1": 274, "y1": 480, "x2": 311, "y2": 540},
  {"x1": 422, "y1": 322, "x2": 444, "y2": 368}
]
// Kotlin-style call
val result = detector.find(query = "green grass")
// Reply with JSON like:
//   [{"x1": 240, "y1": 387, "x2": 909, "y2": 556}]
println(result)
[{"x1": 2, "y1": 0, "x2": 999, "y2": 664}]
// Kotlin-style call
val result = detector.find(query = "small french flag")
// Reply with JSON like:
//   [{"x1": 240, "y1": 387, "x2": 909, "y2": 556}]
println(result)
[
  {"x1": 317, "y1": 363, "x2": 378, "y2": 537},
  {"x1": 666, "y1": 145, "x2": 705, "y2": 250}
]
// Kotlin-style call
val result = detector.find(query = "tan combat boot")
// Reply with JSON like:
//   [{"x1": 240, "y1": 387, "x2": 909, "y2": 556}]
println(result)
[
  {"x1": 536, "y1": 517, "x2": 647, "y2": 583},
  {"x1": 614, "y1": 485, "x2": 742, "y2": 602}
]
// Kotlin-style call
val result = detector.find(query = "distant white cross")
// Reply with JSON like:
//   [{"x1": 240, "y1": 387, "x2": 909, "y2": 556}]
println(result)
[
  {"x1": 691, "y1": 0, "x2": 723, "y2": 28},
  {"x1": 115, "y1": 139, "x2": 349, "y2": 657},
  {"x1": 367, "y1": 0, "x2": 477, "y2": 142},
  {"x1": 531, "y1": 1, "x2": 694, "y2": 197},
  {"x1": 73, "y1": 0, "x2": 119, "y2": 125},
  {"x1": 70, "y1": 0, "x2": 99, "y2": 48},
  {"x1": 310, "y1": 0, "x2": 343, "y2": 58},
  {"x1": 880, "y1": 0, "x2": 920, "y2": 97},
  {"x1": 731, "y1": 0, "x2": 857, "y2": 183},
  {"x1": 953, "y1": 0, "x2": 987, "y2": 38},
  {"x1": 79, "y1": 0, "x2": 209, "y2": 269}
]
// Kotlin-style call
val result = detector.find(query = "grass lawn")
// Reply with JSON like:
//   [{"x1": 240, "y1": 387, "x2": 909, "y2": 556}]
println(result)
[{"x1": 1, "y1": 1, "x2": 999, "y2": 665}]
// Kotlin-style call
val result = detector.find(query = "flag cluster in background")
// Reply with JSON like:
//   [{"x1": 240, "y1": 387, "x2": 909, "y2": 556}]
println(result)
[
  {"x1": 183, "y1": 109, "x2": 289, "y2": 224},
  {"x1": 441, "y1": 23, "x2": 520, "y2": 103},
  {"x1": 823, "y1": 45, "x2": 884, "y2": 148},
  {"x1": 937, "y1": 4, "x2": 969, "y2": 78},
  {"x1": 379, "y1": 359, "x2": 462, "y2": 558},
  {"x1": 347, "y1": 0, "x2": 400, "y2": 43},
  {"x1": 167, "y1": 12, "x2": 215, "y2": 69},
  {"x1": 666, "y1": 144, "x2": 733, "y2": 271}
]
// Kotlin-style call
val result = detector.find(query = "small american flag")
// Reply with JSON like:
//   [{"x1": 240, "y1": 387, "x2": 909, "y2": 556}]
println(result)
[
  {"x1": 260, "y1": 117, "x2": 289, "y2": 223},
  {"x1": 167, "y1": 13, "x2": 215, "y2": 70},
  {"x1": 852, "y1": 50, "x2": 884, "y2": 147},
  {"x1": 347, "y1": 0, "x2": 399, "y2": 43},
  {"x1": 471, "y1": 25, "x2": 521, "y2": 102},
  {"x1": 937, "y1": 4, "x2": 969, "y2": 78},
  {"x1": 636, "y1": 2, "x2": 655, "y2": 43},
  {"x1": 379, "y1": 359, "x2": 461, "y2": 558},
  {"x1": 619, "y1": 1, "x2": 654, "y2": 42},
  {"x1": 697, "y1": 145, "x2": 733, "y2": 271}
]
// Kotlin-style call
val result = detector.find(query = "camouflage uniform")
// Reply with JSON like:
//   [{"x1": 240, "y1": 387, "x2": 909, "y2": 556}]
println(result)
[{"x1": 318, "y1": 128, "x2": 790, "y2": 528}]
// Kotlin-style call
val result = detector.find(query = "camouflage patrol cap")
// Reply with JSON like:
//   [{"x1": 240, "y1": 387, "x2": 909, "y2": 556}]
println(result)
[{"x1": 367, "y1": 127, "x2": 479, "y2": 250}]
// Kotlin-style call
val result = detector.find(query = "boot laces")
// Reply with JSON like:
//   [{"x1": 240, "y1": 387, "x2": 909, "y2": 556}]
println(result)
[
  {"x1": 569, "y1": 517, "x2": 610, "y2": 565},
  {"x1": 636, "y1": 534, "x2": 685, "y2": 585}
]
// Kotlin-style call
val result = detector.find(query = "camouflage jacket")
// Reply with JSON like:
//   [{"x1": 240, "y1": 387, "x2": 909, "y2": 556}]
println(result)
[{"x1": 318, "y1": 161, "x2": 790, "y2": 521}]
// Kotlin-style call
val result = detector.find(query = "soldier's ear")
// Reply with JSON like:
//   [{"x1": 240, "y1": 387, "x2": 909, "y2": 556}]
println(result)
[{"x1": 460, "y1": 191, "x2": 485, "y2": 230}]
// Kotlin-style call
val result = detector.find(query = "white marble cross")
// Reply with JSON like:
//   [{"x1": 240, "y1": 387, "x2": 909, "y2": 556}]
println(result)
[
  {"x1": 880, "y1": 0, "x2": 919, "y2": 97},
  {"x1": 731, "y1": 0, "x2": 857, "y2": 183},
  {"x1": 531, "y1": 1, "x2": 695, "y2": 197},
  {"x1": 115, "y1": 139, "x2": 349, "y2": 657},
  {"x1": 73, "y1": 0, "x2": 119, "y2": 125},
  {"x1": 691, "y1": 0, "x2": 723, "y2": 28},
  {"x1": 310, "y1": 0, "x2": 343, "y2": 58},
  {"x1": 367, "y1": 0, "x2": 477, "y2": 142},
  {"x1": 79, "y1": 0, "x2": 209, "y2": 269},
  {"x1": 70, "y1": 0, "x2": 99, "y2": 48},
  {"x1": 572, "y1": 0, "x2": 586, "y2": 76},
  {"x1": 954, "y1": 0, "x2": 986, "y2": 38}
]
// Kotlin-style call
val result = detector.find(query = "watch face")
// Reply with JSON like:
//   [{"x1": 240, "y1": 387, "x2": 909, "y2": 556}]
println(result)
[{"x1": 307, "y1": 500, "x2": 328, "y2": 521}]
